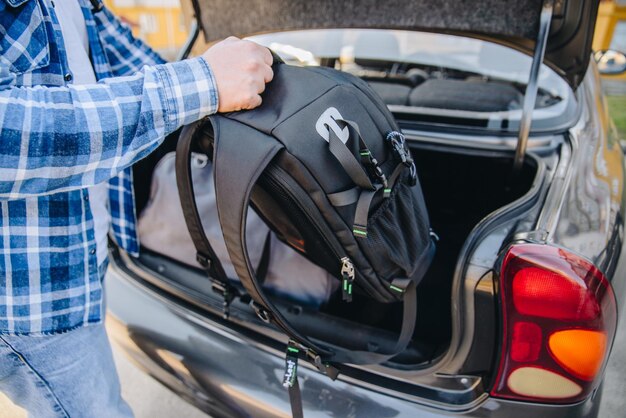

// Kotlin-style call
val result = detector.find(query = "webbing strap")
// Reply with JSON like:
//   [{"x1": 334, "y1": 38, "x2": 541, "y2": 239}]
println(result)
[
  {"x1": 327, "y1": 126, "x2": 374, "y2": 190},
  {"x1": 352, "y1": 185, "x2": 381, "y2": 238},
  {"x1": 327, "y1": 187, "x2": 360, "y2": 207},
  {"x1": 288, "y1": 380, "x2": 304, "y2": 418},
  {"x1": 387, "y1": 163, "x2": 405, "y2": 190}
]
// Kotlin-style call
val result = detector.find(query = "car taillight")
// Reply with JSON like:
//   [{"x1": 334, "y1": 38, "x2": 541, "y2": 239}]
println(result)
[{"x1": 491, "y1": 243, "x2": 617, "y2": 402}]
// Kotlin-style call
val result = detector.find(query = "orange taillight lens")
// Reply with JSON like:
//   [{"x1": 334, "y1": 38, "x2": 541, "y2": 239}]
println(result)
[{"x1": 548, "y1": 329, "x2": 607, "y2": 381}]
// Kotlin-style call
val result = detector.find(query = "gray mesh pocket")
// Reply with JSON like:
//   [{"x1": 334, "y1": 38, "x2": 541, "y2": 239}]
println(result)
[{"x1": 359, "y1": 179, "x2": 431, "y2": 281}]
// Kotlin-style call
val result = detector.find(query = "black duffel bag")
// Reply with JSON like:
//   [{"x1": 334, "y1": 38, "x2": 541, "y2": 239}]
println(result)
[{"x1": 176, "y1": 58, "x2": 436, "y2": 417}]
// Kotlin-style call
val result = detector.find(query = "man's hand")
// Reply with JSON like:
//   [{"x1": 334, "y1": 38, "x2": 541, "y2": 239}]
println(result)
[{"x1": 202, "y1": 37, "x2": 274, "y2": 112}]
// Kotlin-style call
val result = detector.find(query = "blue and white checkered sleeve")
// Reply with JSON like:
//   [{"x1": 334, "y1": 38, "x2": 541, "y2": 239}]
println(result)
[
  {"x1": 93, "y1": 5, "x2": 166, "y2": 75},
  {"x1": 0, "y1": 56, "x2": 218, "y2": 200}
]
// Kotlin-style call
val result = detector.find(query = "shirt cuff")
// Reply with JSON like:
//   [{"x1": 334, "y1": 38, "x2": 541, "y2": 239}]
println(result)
[{"x1": 153, "y1": 56, "x2": 219, "y2": 131}]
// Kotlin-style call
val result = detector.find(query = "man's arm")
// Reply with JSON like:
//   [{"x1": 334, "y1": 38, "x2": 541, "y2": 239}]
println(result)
[
  {"x1": 0, "y1": 37, "x2": 273, "y2": 200},
  {"x1": 0, "y1": 57, "x2": 214, "y2": 200},
  {"x1": 92, "y1": 5, "x2": 167, "y2": 75},
  {"x1": 90, "y1": 5, "x2": 273, "y2": 111}
]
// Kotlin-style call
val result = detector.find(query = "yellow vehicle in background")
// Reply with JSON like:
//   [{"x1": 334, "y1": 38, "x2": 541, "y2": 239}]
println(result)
[
  {"x1": 593, "y1": 0, "x2": 626, "y2": 137},
  {"x1": 104, "y1": 0, "x2": 190, "y2": 60},
  {"x1": 594, "y1": 0, "x2": 626, "y2": 81}
]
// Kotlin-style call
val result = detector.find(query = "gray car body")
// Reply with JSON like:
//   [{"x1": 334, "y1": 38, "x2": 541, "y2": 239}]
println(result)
[{"x1": 105, "y1": 50, "x2": 625, "y2": 417}]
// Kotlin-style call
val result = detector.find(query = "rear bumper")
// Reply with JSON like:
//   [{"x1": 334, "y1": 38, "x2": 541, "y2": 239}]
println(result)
[{"x1": 105, "y1": 261, "x2": 603, "y2": 418}]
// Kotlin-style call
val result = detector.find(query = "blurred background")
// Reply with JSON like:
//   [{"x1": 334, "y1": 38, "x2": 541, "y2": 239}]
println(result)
[
  {"x1": 0, "y1": 1, "x2": 625, "y2": 417},
  {"x1": 104, "y1": 0, "x2": 192, "y2": 60},
  {"x1": 595, "y1": 0, "x2": 626, "y2": 137}
]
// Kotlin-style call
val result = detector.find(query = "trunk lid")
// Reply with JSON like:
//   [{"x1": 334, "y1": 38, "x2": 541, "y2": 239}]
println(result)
[{"x1": 192, "y1": 0, "x2": 599, "y2": 90}]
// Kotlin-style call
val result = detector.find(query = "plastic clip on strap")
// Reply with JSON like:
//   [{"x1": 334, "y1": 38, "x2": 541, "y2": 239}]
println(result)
[
  {"x1": 386, "y1": 131, "x2": 417, "y2": 186},
  {"x1": 359, "y1": 149, "x2": 389, "y2": 194},
  {"x1": 306, "y1": 348, "x2": 340, "y2": 384},
  {"x1": 195, "y1": 252, "x2": 236, "y2": 319}
]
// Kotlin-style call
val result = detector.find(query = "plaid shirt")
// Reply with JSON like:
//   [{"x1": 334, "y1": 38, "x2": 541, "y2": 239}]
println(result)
[{"x1": 0, "y1": 0, "x2": 219, "y2": 334}]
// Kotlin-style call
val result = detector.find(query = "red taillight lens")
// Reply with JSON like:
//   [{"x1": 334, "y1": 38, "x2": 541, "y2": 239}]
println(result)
[
  {"x1": 510, "y1": 322, "x2": 542, "y2": 362},
  {"x1": 512, "y1": 267, "x2": 600, "y2": 321},
  {"x1": 491, "y1": 244, "x2": 617, "y2": 403}
]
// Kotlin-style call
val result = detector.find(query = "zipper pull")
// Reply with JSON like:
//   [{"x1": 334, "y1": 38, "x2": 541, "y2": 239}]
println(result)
[{"x1": 341, "y1": 257, "x2": 355, "y2": 302}]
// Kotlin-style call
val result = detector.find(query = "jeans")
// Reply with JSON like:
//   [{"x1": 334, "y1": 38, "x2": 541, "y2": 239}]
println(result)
[{"x1": 0, "y1": 322, "x2": 133, "y2": 418}]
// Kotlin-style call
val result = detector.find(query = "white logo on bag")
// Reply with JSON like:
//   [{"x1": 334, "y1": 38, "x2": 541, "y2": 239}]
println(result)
[{"x1": 315, "y1": 107, "x2": 349, "y2": 144}]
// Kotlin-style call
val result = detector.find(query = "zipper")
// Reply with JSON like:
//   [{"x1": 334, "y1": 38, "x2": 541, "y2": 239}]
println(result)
[
  {"x1": 340, "y1": 256, "x2": 355, "y2": 302},
  {"x1": 264, "y1": 165, "x2": 357, "y2": 300}
]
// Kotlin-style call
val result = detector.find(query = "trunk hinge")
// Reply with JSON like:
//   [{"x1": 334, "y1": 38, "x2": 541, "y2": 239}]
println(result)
[
  {"x1": 512, "y1": 0, "x2": 554, "y2": 176},
  {"x1": 178, "y1": 19, "x2": 200, "y2": 61}
]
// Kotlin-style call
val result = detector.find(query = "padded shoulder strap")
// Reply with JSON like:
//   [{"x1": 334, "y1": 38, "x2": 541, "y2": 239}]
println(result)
[
  {"x1": 211, "y1": 116, "x2": 337, "y2": 359},
  {"x1": 176, "y1": 121, "x2": 229, "y2": 284}
]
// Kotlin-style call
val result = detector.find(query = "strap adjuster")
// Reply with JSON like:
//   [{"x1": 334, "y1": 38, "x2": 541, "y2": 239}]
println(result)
[
  {"x1": 360, "y1": 148, "x2": 389, "y2": 191},
  {"x1": 210, "y1": 279, "x2": 236, "y2": 319},
  {"x1": 389, "y1": 278, "x2": 412, "y2": 295},
  {"x1": 197, "y1": 252, "x2": 236, "y2": 319},
  {"x1": 352, "y1": 224, "x2": 368, "y2": 238}
]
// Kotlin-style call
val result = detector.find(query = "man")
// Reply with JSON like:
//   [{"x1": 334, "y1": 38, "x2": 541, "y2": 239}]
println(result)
[{"x1": 0, "y1": 0, "x2": 273, "y2": 416}]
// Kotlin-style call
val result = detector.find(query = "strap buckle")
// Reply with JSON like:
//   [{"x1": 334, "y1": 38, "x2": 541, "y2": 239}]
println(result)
[
  {"x1": 360, "y1": 149, "x2": 389, "y2": 191},
  {"x1": 197, "y1": 253, "x2": 236, "y2": 319},
  {"x1": 386, "y1": 132, "x2": 417, "y2": 186},
  {"x1": 284, "y1": 341, "x2": 340, "y2": 381},
  {"x1": 210, "y1": 279, "x2": 236, "y2": 320}
]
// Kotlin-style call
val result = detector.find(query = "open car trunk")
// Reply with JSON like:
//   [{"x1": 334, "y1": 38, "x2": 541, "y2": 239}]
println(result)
[{"x1": 130, "y1": 130, "x2": 538, "y2": 368}]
